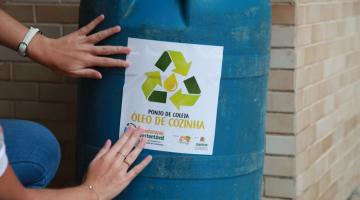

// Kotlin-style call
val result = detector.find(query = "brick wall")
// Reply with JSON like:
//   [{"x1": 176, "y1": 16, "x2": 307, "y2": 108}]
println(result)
[
  {"x1": 0, "y1": 0, "x2": 79, "y2": 187},
  {"x1": 264, "y1": 1, "x2": 297, "y2": 199},
  {"x1": 264, "y1": 0, "x2": 360, "y2": 199}
]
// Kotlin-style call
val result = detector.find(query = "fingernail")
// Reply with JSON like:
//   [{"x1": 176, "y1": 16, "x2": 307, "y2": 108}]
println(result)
[
  {"x1": 105, "y1": 139, "x2": 111, "y2": 147},
  {"x1": 114, "y1": 26, "x2": 121, "y2": 31}
]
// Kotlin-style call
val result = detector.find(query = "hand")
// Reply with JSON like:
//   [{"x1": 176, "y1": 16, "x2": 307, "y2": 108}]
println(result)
[
  {"x1": 27, "y1": 15, "x2": 130, "y2": 79},
  {"x1": 83, "y1": 127, "x2": 152, "y2": 200}
]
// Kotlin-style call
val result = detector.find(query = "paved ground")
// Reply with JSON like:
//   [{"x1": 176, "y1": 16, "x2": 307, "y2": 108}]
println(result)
[{"x1": 349, "y1": 186, "x2": 360, "y2": 200}]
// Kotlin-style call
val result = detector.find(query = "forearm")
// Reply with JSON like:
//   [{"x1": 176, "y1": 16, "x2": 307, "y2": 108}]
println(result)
[
  {"x1": 0, "y1": 8, "x2": 51, "y2": 64},
  {"x1": 0, "y1": 9, "x2": 28, "y2": 50},
  {"x1": 27, "y1": 186, "x2": 97, "y2": 200},
  {"x1": 0, "y1": 165, "x2": 97, "y2": 200},
  {"x1": 0, "y1": 165, "x2": 29, "y2": 200}
]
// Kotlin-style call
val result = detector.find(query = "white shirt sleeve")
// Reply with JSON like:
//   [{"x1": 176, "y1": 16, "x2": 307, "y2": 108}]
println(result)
[{"x1": 0, "y1": 126, "x2": 8, "y2": 177}]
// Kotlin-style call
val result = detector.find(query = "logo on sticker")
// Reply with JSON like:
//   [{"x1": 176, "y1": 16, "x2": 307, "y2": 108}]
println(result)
[
  {"x1": 179, "y1": 135, "x2": 191, "y2": 145},
  {"x1": 195, "y1": 136, "x2": 209, "y2": 150},
  {"x1": 141, "y1": 50, "x2": 201, "y2": 110}
]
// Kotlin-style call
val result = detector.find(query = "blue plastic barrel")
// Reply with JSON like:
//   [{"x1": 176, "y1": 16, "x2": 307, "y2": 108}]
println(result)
[{"x1": 77, "y1": 1, "x2": 271, "y2": 199}]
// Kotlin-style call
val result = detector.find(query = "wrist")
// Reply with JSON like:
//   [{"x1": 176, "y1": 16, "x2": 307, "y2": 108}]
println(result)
[
  {"x1": 81, "y1": 184, "x2": 101, "y2": 200},
  {"x1": 26, "y1": 33, "x2": 53, "y2": 65}
]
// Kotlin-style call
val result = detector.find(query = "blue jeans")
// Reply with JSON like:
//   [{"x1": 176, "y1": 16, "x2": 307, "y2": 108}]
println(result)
[{"x1": 0, "y1": 119, "x2": 61, "y2": 188}]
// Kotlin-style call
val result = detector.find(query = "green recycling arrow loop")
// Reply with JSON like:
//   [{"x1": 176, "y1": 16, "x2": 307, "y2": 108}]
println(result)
[
  {"x1": 142, "y1": 50, "x2": 201, "y2": 109},
  {"x1": 155, "y1": 50, "x2": 192, "y2": 76}
]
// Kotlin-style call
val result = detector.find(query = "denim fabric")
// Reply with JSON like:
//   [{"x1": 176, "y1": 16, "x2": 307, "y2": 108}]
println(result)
[{"x1": 0, "y1": 119, "x2": 61, "y2": 188}]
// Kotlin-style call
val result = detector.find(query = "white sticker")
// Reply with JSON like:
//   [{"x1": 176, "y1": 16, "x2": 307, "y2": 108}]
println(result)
[{"x1": 119, "y1": 38, "x2": 223, "y2": 155}]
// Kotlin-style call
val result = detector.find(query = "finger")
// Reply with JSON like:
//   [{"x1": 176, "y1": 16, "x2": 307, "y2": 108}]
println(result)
[
  {"x1": 92, "y1": 56, "x2": 129, "y2": 68},
  {"x1": 87, "y1": 26, "x2": 121, "y2": 44},
  {"x1": 119, "y1": 127, "x2": 144, "y2": 157},
  {"x1": 71, "y1": 68, "x2": 102, "y2": 79},
  {"x1": 78, "y1": 14, "x2": 105, "y2": 35},
  {"x1": 93, "y1": 139, "x2": 112, "y2": 161},
  {"x1": 124, "y1": 137, "x2": 148, "y2": 167},
  {"x1": 91, "y1": 46, "x2": 131, "y2": 56},
  {"x1": 111, "y1": 136, "x2": 147, "y2": 171},
  {"x1": 104, "y1": 126, "x2": 136, "y2": 160},
  {"x1": 124, "y1": 155, "x2": 152, "y2": 183}
]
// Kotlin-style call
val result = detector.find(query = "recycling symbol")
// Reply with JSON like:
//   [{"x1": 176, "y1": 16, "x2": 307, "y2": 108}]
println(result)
[{"x1": 141, "y1": 50, "x2": 201, "y2": 110}]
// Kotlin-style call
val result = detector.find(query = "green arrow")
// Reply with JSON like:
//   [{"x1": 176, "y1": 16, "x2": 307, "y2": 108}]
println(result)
[
  {"x1": 184, "y1": 76, "x2": 201, "y2": 94},
  {"x1": 142, "y1": 71, "x2": 162, "y2": 98},
  {"x1": 148, "y1": 90, "x2": 167, "y2": 103},
  {"x1": 155, "y1": 51, "x2": 172, "y2": 72},
  {"x1": 168, "y1": 51, "x2": 192, "y2": 76},
  {"x1": 170, "y1": 89, "x2": 200, "y2": 110}
]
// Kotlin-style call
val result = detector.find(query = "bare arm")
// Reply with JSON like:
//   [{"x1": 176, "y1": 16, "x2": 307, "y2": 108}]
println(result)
[
  {"x1": 0, "y1": 9, "x2": 28, "y2": 50},
  {"x1": 0, "y1": 166, "x2": 29, "y2": 200},
  {"x1": 0, "y1": 9, "x2": 130, "y2": 79},
  {"x1": 0, "y1": 165, "x2": 96, "y2": 200},
  {"x1": 0, "y1": 127, "x2": 152, "y2": 200}
]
